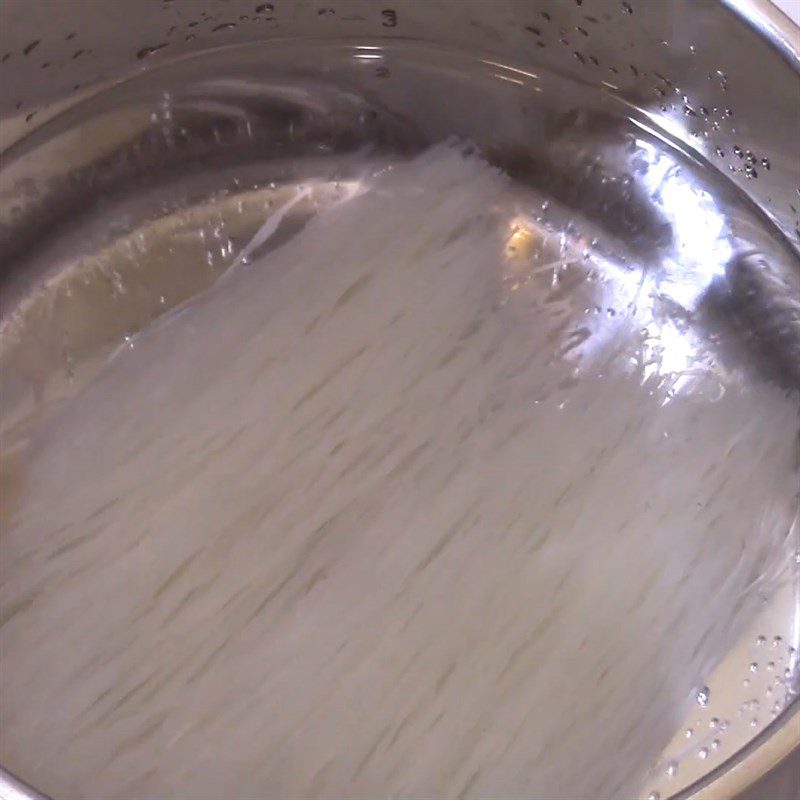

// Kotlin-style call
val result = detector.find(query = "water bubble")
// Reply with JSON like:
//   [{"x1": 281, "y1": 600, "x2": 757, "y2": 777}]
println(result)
[
  {"x1": 750, "y1": 662, "x2": 759, "y2": 673},
  {"x1": 773, "y1": 636, "x2": 783, "y2": 648},
  {"x1": 733, "y1": 145, "x2": 743, "y2": 158},
  {"x1": 750, "y1": 718, "x2": 759, "y2": 728},
  {"x1": 698, "y1": 747, "x2": 709, "y2": 760},
  {"x1": 684, "y1": 728, "x2": 693, "y2": 739},
  {"x1": 767, "y1": 662, "x2": 775, "y2": 672},
  {"x1": 756, "y1": 635, "x2": 767, "y2": 646},
  {"x1": 212, "y1": 22, "x2": 237, "y2": 31},
  {"x1": 621, "y1": 1, "x2": 633, "y2": 13},
  {"x1": 711, "y1": 739, "x2": 721, "y2": 750},
  {"x1": 647, "y1": 793, "x2": 660, "y2": 800},
  {"x1": 709, "y1": 717, "x2": 720, "y2": 729},
  {"x1": 743, "y1": 678, "x2": 750, "y2": 687}
]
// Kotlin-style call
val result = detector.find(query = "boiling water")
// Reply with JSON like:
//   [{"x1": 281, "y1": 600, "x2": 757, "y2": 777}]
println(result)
[{"x1": 0, "y1": 42, "x2": 798, "y2": 800}]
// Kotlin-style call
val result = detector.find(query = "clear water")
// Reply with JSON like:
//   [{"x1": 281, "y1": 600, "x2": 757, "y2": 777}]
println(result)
[{"x1": 0, "y1": 42, "x2": 798, "y2": 800}]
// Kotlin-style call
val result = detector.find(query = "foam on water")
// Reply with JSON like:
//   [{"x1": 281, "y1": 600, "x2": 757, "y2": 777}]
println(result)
[{"x1": 1, "y1": 143, "x2": 798, "y2": 799}]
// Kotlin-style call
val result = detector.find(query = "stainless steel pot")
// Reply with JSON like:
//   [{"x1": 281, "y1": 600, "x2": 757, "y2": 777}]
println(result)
[{"x1": 0, "y1": 2, "x2": 798, "y2": 798}]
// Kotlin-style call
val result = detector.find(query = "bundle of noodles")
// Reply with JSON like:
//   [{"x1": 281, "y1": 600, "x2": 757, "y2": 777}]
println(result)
[{"x1": 1, "y1": 143, "x2": 797, "y2": 799}]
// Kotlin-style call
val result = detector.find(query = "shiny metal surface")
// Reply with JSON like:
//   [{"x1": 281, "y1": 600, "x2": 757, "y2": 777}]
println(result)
[{"x1": 0, "y1": 2, "x2": 798, "y2": 799}]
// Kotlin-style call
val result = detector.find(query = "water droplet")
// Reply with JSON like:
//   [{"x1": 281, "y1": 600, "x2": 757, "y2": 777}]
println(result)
[
  {"x1": 255, "y1": 3, "x2": 274, "y2": 14},
  {"x1": 648, "y1": 793, "x2": 661, "y2": 800},
  {"x1": 666, "y1": 760, "x2": 679, "y2": 777},
  {"x1": 756, "y1": 635, "x2": 767, "y2": 646},
  {"x1": 715, "y1": 147, "x2": 725, "y2": 158},
  {"x1": 137, "y1": 43, "x2": 168, "y2": 59},
  {"x1": 712, "y1": 738, "x2": 721, "y2": 750},
  {"x1": 709, "y1": 717, "x2": 720, "y2": 729},
  {"x1": 212, "y1": 22, "x2": 236, "y2": 31},
  {"x1": 621, "y1": 1, "x2": 633, "y2": 13},
  {"x1": 733, "y1": 145, "x2": 743, "y2": 158},
  {"x1": 698, "y1": 747, "x2": 709, "y2": 759},
  {"x1": 750, "y1": 718, "x2": 759, "y2": 728},
  {"x1": 750, "y1": 662, "x2": 759, "y2": 673},
  {"x1": 684, "y1": 728, "x2": 693, "y2": 738},
  {"x1": 773, "y1": 636, "x2": 783, "y2": 648},
  {"x1": 767, "y1": 661, "x2": 775, "y2": 671},
  {"x1": 696, "y1": 686, "x2": 710, "y2": 707}
]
